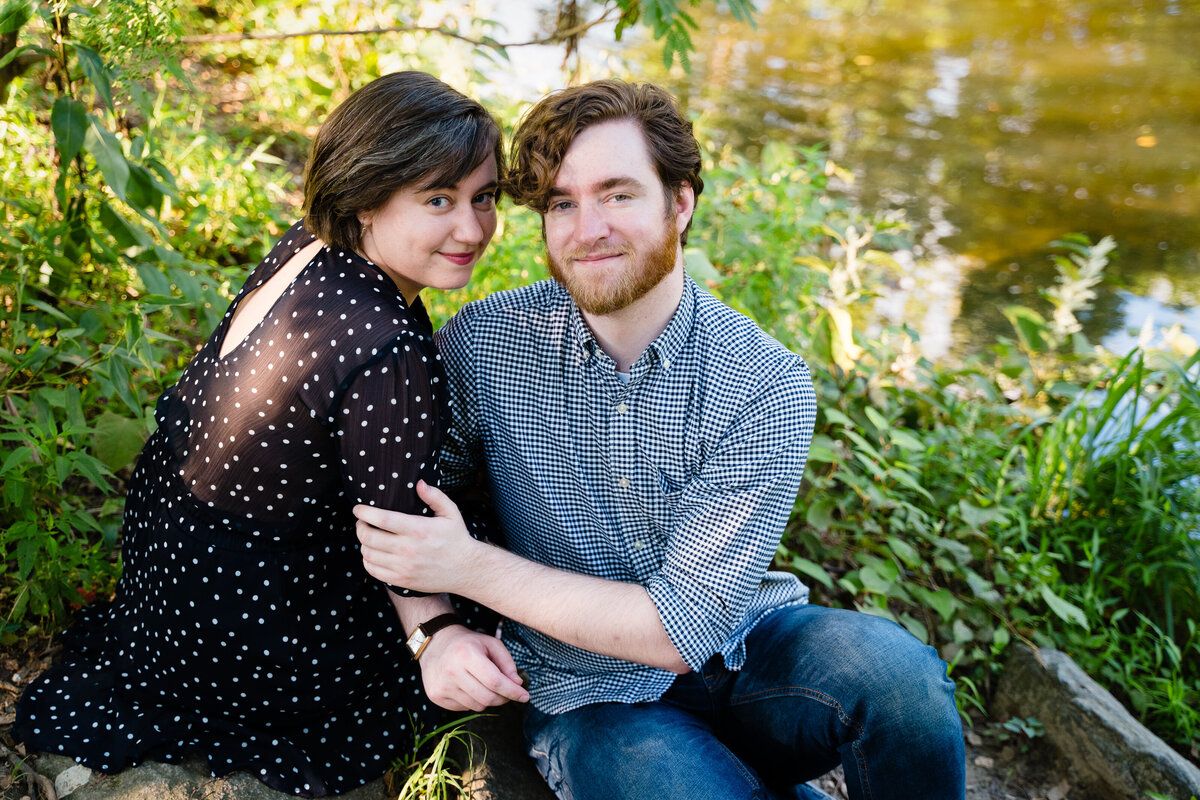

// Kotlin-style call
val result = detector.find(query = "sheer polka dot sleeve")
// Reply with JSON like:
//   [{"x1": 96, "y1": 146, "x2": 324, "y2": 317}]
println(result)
[{"x1": 334, "y1": 343, "x2": 442, "y2": 514}]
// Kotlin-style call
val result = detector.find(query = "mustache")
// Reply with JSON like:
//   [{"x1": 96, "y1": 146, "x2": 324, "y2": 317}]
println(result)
[{"x1": 561, "y1": 244, "x2": 633, "y2": 261}]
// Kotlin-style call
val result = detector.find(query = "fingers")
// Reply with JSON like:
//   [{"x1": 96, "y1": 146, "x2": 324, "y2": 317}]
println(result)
[
  {"x1": 420, "y1": 629, "x2": 529, "y2": 711},
  {"x1": 352, "y1": 503, "x2": 415, "y2": 532},
  {"x1": 415, "y1": 480, "x2": 463, "y2": 521}
]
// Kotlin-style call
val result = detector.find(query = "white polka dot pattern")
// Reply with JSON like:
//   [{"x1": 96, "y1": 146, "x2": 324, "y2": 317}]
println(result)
[{"x1": 13, "y1": 221, "x2": 493, "y2": 797}]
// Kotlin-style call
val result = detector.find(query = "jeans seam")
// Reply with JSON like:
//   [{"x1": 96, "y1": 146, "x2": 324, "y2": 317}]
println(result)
[{"x1": 729, "y1": 686, "x2": 873, "y2": 800}]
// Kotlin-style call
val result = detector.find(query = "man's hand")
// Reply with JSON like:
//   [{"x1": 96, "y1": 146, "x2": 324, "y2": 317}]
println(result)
[
  {"x1": 355, "y1": 481, "x2": 480, "y2": 594},
  {"x1": 417, "y1": 625, "x2": 529, "y2": 711}
]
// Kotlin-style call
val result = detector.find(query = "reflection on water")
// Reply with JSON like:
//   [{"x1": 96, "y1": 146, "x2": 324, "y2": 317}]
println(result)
[{"x1": 627, "y1": 0, "x2": 1200, "y2": 359}]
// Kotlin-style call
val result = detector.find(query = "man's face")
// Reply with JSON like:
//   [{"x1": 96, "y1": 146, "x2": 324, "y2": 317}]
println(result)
[{"x1": 543, "y1": 119, "x2": 693, "y2": 316}]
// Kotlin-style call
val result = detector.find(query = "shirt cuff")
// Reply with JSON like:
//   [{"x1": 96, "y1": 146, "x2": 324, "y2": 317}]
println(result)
[{"x1": 643, "y1": 571, "x2": 734, "y2": 672}]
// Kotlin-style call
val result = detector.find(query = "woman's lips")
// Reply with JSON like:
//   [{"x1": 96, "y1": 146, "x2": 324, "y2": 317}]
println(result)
[{"x1": 439, "y1": 252, "x2": 476, "y2": 266}]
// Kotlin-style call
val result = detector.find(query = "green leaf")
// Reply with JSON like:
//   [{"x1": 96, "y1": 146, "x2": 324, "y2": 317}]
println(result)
[
  {"x1": 72, "y1": 43, "x2": 114, "y2": 111},
  {"x1": 805, "y1": 497, "x2": 837, "y2": 531},
  {"x1": 99, "y1": 200, "x2": 152, "y2": 248},
  {"x1": 864, "y1": 406, "x2": 889, "y2": 433},
  {"x1": 888, "y1": 428, "x2": 925, "y2": 453},
  {"x1": 899, "y1": 613, "x2": 929, "y2": 644},
  {"x1": 1003, "y1": 305, "x2": 1051, "y2": 353},
  {"x1": 0, "y1": 42, "x2": 52, "y2": 69},
  {"x1": 789, "y1": 556, "x2": 833, "y2": 589},
  {"x1": 91, "y1": 410, "x2": 147, "y2": 471},
  {"x1": 84, "y1": 116, "x2": 130, "y2": 200},
  {"x1": 125, "y1": 163, "x2": 165, "y2": 213},
  {"x1": 822, "y1": 408, "x2": 853, "y2": 427},
  {"x1": 683, "y1": 247, "x2": 723, "y2": 284},
  {"x1": 806, "y1": 433, "x2": 837, "y2": 464},
  {"x1": 304, "y1": 75, "x2": 333, "y2": 96},
  {"x1": 957, "y1": 500, "x2": 1004, "y2": 529},
  {"x1": 0, "y1": 445, "x2": 34, "y2": 476},
  {"x1": 0, "y1": 0, "x2": 32, "y2": 34},
  {"x1": 858, "y1": 563, "x2": 893, "y2": 595},
  {"x1": 135, "y1": 262, "x2": 173, "y2": 296},
  {"x1": 919, "y1": 586, "x2": 958, "y2": 622},
  {"x1": 1040, "y1": 585, "x2": 1089, "y2": 629},
  {"x1": 104, "y1": 357, "x2": 141, "y2": 416},
  {"x1": 885, "y1": 535, "x2": 921, "y2": 568},
  {"x1": 886, "y1": 466, "x2": 934, "y2": 502},
  {"x1": 51, "y1": 97, "x2": 88, "y2": 164},
  {"x1": 69, "y1": 451, "x2": 114, "y2": 493}
]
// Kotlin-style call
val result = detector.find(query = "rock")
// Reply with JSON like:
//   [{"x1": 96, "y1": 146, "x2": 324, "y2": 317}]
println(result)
[
  {"x1": 993, "y1": 644, "x2": 1200, "y2": 800},
  {"x1": 459, "y1": 704, "x2": 556, "y2": 800},
  {"x1": 32, "y1": 754, "x2": 388, "y2": 800},
  {"x1": 53, "y1": 764, "x2": 92, "y2": 797}
]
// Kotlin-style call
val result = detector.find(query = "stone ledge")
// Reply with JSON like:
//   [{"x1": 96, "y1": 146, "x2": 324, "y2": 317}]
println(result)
[{"x1": 993, "y1": 644, "x2": 1200, "y2": 800}]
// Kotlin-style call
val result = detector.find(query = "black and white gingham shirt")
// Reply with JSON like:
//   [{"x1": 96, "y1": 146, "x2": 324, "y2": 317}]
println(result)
[{"x1": 436, "y1": 276, "x2": 818, "y2": 714}]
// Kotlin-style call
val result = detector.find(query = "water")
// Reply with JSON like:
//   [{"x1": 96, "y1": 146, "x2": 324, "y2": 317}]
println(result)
[{"x1": 615, "y1": 0, "x2": 1200, "y2": 359}]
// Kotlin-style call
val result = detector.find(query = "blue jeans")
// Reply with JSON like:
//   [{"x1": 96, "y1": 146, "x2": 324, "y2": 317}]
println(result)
[{"x1": 523, "y1": 605, "x2": 965, "y2": 800}]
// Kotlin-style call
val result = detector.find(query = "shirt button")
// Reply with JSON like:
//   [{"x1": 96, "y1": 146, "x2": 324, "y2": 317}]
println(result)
[
  {"x1": 616, "y1": 402, "x2": 628, "y2": 414},
  {"x1": 633, "y1": 539, "x2": 646, "y2": 550},
  {"x1": 618, "y1": 477, "x2": 630, "y2": 488},
  {"x1": 663, "y1": 358, "x2": 672, "y2": 369}
]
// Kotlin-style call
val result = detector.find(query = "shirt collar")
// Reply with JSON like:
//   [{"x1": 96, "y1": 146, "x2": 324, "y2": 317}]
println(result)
[{"x1": 567, "y1": 275, "x2": 697, "y2": 377}]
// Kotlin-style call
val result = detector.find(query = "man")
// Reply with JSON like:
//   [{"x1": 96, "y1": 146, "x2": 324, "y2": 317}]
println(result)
[{"x1": 356, "y1": 80, "x2": 966, "y2": 800}]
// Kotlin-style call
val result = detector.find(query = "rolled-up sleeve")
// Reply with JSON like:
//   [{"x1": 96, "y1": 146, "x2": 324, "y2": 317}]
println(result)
[{"x1": 644, "y1": 360, "x2": 816, "y2": 670}]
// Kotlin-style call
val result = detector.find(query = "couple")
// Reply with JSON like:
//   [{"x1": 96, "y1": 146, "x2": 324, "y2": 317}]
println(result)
[{"x1": 15, "y1": 72, "x2": 965, "y2": 799}]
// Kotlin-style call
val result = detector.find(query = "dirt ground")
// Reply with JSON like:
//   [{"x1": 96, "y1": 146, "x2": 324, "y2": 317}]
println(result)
[{"x1": 1, "y1": 638, "x2": 1078, "y2": 800}]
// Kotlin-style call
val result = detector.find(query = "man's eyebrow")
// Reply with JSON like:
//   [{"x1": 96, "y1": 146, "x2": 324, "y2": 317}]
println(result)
[{"x1": 548, "y1": 175, "x2": 648, "y2": 199}]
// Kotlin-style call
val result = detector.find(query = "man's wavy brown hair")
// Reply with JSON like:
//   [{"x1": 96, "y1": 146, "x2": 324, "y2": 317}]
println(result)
[{"x1": 506, "y1": 80, "x2": 704, "y2": 245}]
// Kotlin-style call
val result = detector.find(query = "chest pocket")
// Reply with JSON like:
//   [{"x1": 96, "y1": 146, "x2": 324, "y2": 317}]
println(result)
[{"x1": 633, "y1": 445, "x2": 688, "y2": 540}]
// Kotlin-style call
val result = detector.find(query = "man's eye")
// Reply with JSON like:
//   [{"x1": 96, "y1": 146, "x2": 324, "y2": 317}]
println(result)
[
  {"x1": 428, "y1": 196, "x2": 450, "y2": 208},
  {"x1": 473, "y1": 192, "x2": 496, "y2": 206}
]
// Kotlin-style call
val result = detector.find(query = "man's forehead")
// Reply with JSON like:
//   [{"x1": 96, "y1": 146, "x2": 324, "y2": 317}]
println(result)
[{"x1": 551, "y1": 121, "x2": 658, "y2": 193}]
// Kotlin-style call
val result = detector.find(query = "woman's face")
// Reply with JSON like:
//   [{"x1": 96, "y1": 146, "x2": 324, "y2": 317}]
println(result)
[{"x1": 357, "y1": 154, "x2": 499, "y2": 304}]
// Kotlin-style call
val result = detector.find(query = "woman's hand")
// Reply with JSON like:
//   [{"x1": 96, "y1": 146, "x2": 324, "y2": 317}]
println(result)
[{"x1": 416, "y1": 626, "x2": 529, "y2": 712}]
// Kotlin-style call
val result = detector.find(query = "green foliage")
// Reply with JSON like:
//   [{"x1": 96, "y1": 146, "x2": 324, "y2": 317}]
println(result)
[
  {"x1": 390, "y1": 714, "x2": 485, "y2": 800},
  {"x1": 2, "y1": 0, "x2": 1196, "y2": 765}
]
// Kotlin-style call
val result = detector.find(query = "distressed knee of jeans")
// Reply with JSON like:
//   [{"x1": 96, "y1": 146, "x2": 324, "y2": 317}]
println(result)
[{"x1": 529, "y1": 743, "x2": 572, "y2": 800}]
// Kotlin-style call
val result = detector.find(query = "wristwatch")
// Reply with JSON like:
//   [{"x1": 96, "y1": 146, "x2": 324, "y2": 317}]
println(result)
[{"x1": 406, "y1": 613, "x2": 464, "y2": 660}]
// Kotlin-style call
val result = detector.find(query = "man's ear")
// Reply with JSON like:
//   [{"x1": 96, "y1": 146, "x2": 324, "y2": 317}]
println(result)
[{"x1": 673, "y1": 181, "x2": 696, "y2": 236}]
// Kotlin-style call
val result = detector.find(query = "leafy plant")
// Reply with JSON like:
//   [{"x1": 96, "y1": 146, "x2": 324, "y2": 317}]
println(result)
[{"x1": 390, "y1": 714, "x2": 487, "y2": 800}]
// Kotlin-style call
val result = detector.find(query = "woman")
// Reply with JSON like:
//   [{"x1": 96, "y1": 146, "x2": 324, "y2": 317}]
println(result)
[{"x1": 15, "y1": 71, "x2": 503, "y2": 797}]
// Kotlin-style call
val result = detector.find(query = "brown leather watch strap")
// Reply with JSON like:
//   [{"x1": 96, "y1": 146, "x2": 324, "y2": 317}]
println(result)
[{"x1": 407, "y1": 613, "x2": 465, "y2": 660}]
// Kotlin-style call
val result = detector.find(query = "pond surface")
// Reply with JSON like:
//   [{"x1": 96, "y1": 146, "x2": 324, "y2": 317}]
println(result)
[{"x1": 619, "y1": 0, "x2": 1200, "y2": 359}]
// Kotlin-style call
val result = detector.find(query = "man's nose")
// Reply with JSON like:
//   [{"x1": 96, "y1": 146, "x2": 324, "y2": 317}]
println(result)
[{"x1": 574, "y1": 203, "x2": 610, "y2": 243}]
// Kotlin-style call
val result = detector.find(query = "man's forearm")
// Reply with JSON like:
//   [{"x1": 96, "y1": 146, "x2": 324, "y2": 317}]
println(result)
[{"x1": 456, "y1": 542, "x2": 689, "y2": 673}]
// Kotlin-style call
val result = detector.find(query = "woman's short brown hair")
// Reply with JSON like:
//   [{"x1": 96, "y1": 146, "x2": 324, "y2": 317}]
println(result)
[
  {"x1": 303, "y1": 71, "x2": 503, "y2": 252},
  {"x1": 505, "y1": 80, "x2": 703, "y2": 244}
]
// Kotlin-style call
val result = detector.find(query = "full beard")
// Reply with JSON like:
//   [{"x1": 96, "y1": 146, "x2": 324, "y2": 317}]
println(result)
[{"x1": 548, "y1": 217, "x2": 679, "y2": 316}]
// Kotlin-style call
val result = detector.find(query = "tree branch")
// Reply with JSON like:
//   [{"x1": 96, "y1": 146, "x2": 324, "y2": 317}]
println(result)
[{"x1": 179, "y1": 10, "x2": 618, "y2": 49}]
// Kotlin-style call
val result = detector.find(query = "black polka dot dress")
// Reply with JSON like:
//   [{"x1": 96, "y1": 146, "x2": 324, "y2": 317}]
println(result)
[{"x1": 15, "y1": 222, "x2": 489, "y2": 797}]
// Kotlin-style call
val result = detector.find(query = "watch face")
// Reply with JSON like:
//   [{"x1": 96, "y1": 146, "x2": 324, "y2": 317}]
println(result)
[{"x1": 406, "y1": 628, "x2": 429, "y2": 656}]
